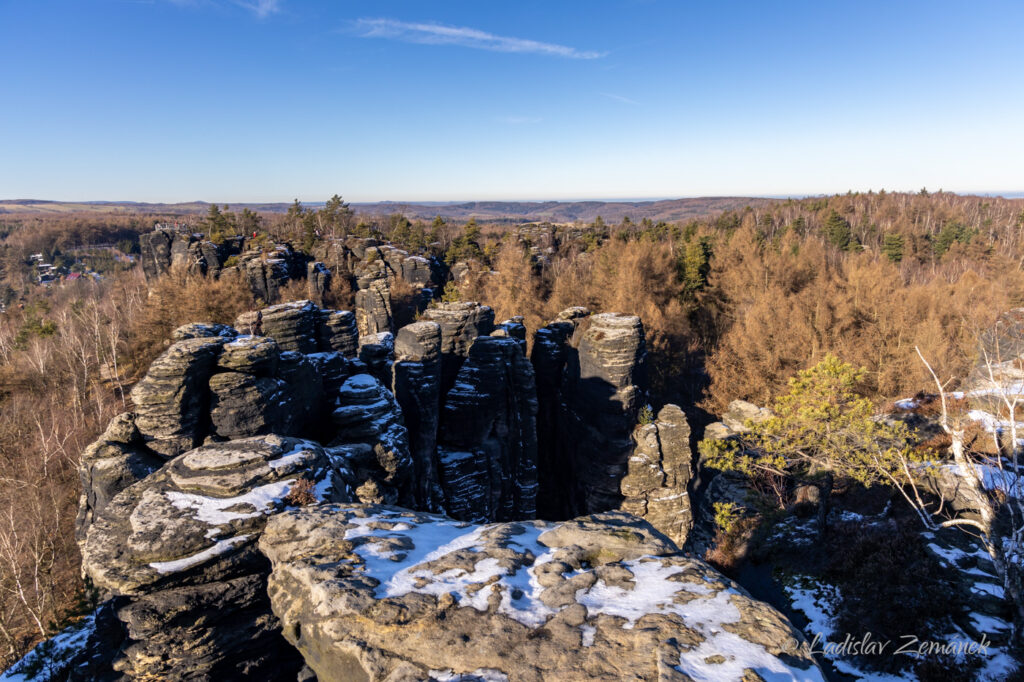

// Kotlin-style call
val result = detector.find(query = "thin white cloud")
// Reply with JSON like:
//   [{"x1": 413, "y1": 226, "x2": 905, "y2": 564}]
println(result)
[
  {"x1": 599, "y1": 92, "x2": 640, "y2": 105},
  {"x1": 496, "y1": 115, "x2": 543, "y2": 125},
  {"x1": 355, "y1": 18, "x2": 604, "y2": 59},
  {"x1": 231, "y1": 0, "x2": 279, "y2": 18}
]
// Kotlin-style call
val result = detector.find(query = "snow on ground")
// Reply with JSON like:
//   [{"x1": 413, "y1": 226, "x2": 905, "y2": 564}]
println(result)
[
  {"x1": 780, "y1": 530, "x2": 1019, "y2": 681},
  {"x1": 783, "y1": 574, "x2": 909, "y2": 682},
  {"x1": 1, "y1": 610, "x2": 98, "y2": 681},
  {"x1": 346, "y1": 515, "x2": 563, "y2": 627}
]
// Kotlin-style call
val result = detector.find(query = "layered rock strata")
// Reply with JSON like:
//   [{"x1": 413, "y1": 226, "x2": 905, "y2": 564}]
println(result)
[{"x1": 80, "y1": 436, "x2": 350, "y2": 680}]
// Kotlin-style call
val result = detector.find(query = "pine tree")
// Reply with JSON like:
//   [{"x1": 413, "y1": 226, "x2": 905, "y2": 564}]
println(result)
[
  {"x1": 823, "y1": 209, "x2": 854, "y2": 250},
  {"x1": 882, "y1": 233, "x2": 904, "y2": 263}
]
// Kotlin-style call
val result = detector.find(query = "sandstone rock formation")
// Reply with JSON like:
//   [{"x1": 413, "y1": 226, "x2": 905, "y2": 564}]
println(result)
[
  {"x1": 80, "y1": 436, "x2": 350, "y2": 680},
  {"x1": 531, "y1": 307, "x2": 591, "y2": 518},
  {"x1": 705, "y1": 399, "x2": 775, "y2": 440},
  {"x1": 317, "y1": 309, "x2": 360, "y2": 357},
  {"x1": 139, "y1": 227, "x2": 246, "y2": 282},
  {"x1": 561, "y1": 312, "x2": 648, "y2": 516},
  {"x1": 330, "y1": 373, "x2": 413, "y2": 506},
  {"x1": 75, "y1": 413, "x2": 163, "y2": 541},
  {"x1": 58, "y1": 292, "x2": 731, "y2": 680},
  {"x1": 235, "y1": 300, "x2": 319, "y2": 354},
  {"x1": 306, "y1": 260, "x2": 332, "y2": 306},
  {"x1": 354, "y1": 260, "x2": 393, "y2": 337},
  {"x1": 130, "y1": 335, "x2": 226, "y2": 458},
  {"x1": 437, "y1": 335, "x2": 539, "y2": 522},
  {"x1": 620, "y1": 405, "x2": 694, "y2": 547},
  {"x1": 421, "y1": 301, "x2": 496, "y2": 395},
  {"x1": 260, "y1": 505, "x2": 824, "y2": 682},
  {"x1": 392, "y1": 321, "x2": 445, "y2": 511}
]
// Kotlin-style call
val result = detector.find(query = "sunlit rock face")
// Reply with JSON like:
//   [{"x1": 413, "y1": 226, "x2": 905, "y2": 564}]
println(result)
[
  {"x1": 80, "y1": 436, "x2": 350, "y2": 681},
  {"x1": 260, "y1": 504, "x2": 823, "y2": 682}
]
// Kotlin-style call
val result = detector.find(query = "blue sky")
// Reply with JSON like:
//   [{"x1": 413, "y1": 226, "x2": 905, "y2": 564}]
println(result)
[{"x1": 1, "y1": 0, "x2": 1023, "y2": 202}]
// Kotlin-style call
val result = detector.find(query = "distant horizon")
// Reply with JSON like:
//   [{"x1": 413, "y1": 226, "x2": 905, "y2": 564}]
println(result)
[{"x1": 3, "y1": 189, "x2": 1024, "y2": 207}]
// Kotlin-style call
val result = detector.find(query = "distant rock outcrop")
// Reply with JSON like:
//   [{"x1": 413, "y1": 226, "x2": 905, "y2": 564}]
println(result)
[{"x1": 260, "y1": 504, "x2": 824, "y2": 682}]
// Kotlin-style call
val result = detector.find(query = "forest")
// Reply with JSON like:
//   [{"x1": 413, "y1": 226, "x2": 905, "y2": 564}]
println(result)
[{"x1": 0, "y1": 189, "x2": 1022, "y2": 669}]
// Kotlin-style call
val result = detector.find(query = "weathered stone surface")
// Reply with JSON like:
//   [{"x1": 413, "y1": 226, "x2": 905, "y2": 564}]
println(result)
[
  {"x1": 172, "y1": 322, "x2": 237, "y2": 342},
  {"x1": 721, "y1": 400, "x2": 773, "y2": 434},
  {"x1": 130, "y1": 336, "x2": 226, "y2": 458},
  {"x1": 358, "y1": 331, "x2": 394, "y2": 388},
  {"x1": 80, "y1": 435, "x2": 349, "y2": 681},
  {"x1": 393, "y1": 321, "x2": 445, "y2": 511},
  {"x1": 278, "y1": 351, "x2": 327, "y2": 436},
  {"x1": 306, "y1": 260, "x2": 332, "y2": 307},
  {"x1": 438, "y1": 335, "x2": 538, "y2": 522},
  {"x1": 318, "y1": 309, "x2": 359, "y2": 357},
  {"x1": 217, "y1": 334, "x2": 280, "y2": 374},
  {"x1": 421, "y1": 301, "x2": 496, "y2": 395},
  {"x1": 561, "y1": 312, "x2": 647, "y2": 516},
  {"x1": 354, "y1": 261, "x2": 393, "y2": 337},
  {"x1": 621, "y1": 405, "x2": 694, "y2": 547},
  {"x1": 242, "y1": 256, "x2": 290, "y2": 305},
  {"x1": 330, "y1": 374, "x2": 413, "y2": 506},
  {"x1": 530, "y1": 308, "x2": 590, "y2": 518},
  {"x1": 139, "y1": 228, "x2": 215, "y2": 281},
  {"x1": 208, "y1": 372, "x2": 293, "y2": 439},
  {"x1": 305, "y1": 351, "x2": 353, "y2": 400},
  {"x1": 236, "y1": 300, "x2": 319, "y2": 354},
  {"x1": 493, "y1": 316, "x2": 527, "y2": 355},
  {"x1": 76, "y1": 413, "x2": 163, "y2": 541},
  {"x1": 139, "y1": 228, "x2": 176, "y2": 281},
  {"x1": 260, "y1": 505, "x2": 823, "y2": 682}
]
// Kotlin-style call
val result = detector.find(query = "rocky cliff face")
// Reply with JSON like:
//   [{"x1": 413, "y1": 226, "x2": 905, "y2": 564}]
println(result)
[
  {"x1": 78, "y1": 301, "x2": 409, "y2": 543},
  {"x1": 531, "y1": 307, "x2": 590, "y2": 518},
  {"x1": 392, "y1": 321, "x2": 445, "y2": 512},
  {"x1": 437, "y1": 335, "x2": 539, "y2": 523},
  {"x1": 620, "y1": 405, "x2": 694, "y2": 547},
  {"x1": 527, "y1": 310, "x2": 695, "y2": 547},
  {"x1": 353, "y1": 260, "x2": 394, "y2": 338},
  {"x1": 80, "y1": 435, "x2": 349, "y2": 680},
  {"x1": 420, "y1": 301, "x2": 496, "y2": 395},
  {"x1": 260, "y1": 505, "x2": 824, "y2": 682},
  {"x1": 53, "y1": 293, "x2": 731, "y2": 681}
]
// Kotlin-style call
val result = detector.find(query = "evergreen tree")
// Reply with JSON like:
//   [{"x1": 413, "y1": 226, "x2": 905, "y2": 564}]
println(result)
[
  {"x1": 882, "y1": 233, "x2": 904, "y2": 263},
  {"x1": 823, "y1": 209, "x2": 854, "y2": 250},
  {"x1": 701, "y1": 355, "x2": 912, "y2": 539}
]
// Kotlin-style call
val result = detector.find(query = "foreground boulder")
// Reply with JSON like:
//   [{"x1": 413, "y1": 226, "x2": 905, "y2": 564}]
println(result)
[
  {"x1": 260, "y1": 505, "x2": 824, "y2": 682},
  {"x1": 80, "y1": 435, "x2": 349, "y2": 680}
]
